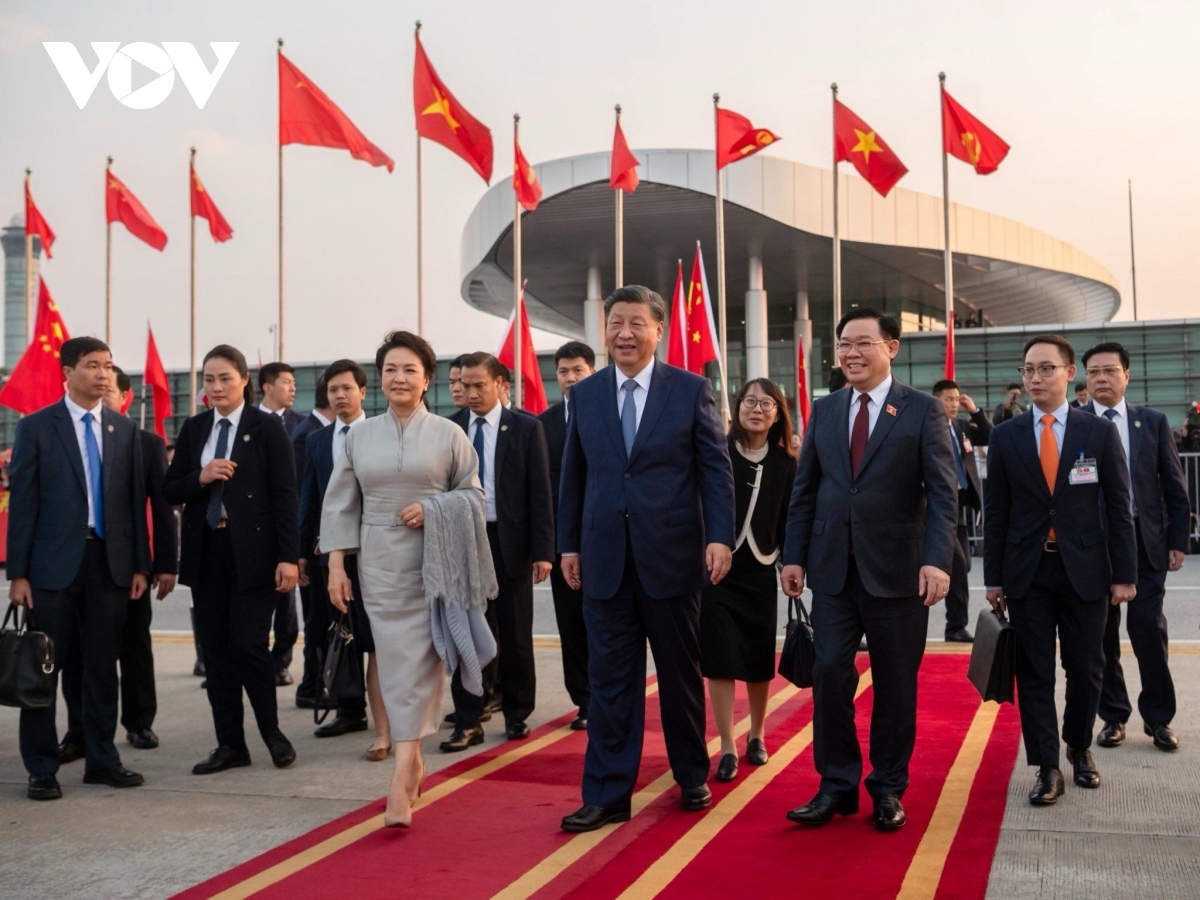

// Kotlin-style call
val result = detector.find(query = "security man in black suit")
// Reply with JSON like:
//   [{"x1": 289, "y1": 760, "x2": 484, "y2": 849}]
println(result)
[
  {"x1": 1082, "y1": 342, "x2": 1190, "y2": 753},
  {"x1": 931, "y1": 379, "x2": 991, "y2": 643},
  {"x1": 984, "y1": 334, "x2": 1137, "y2": 807},
  {"x1": 8, "y1": 336, "x2": 151, "y2": 800},
  {"x1": 442, "y1": 351, "x2": 555, "y2": 751},
  {"x1": 538, "y1": 341, "x2": 596, "y2": 731}
]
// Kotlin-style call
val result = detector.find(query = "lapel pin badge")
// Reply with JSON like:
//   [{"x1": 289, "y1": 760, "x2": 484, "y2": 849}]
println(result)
[
  {"x1": 106, "y1": 424, "x2": 115, "y2": 433},
  {"x1": 243, "y1": 434, "x2": 251, "y2": 442},
  {"x1": 501, "y1": 425, "x2": 509, "y2": 432},
  {"x1": 885, "y1": 404, "x2": 898, "y2": 417},
  {"x1": 1134, "y1": 420, "x2": 1142, "y2": 428}
]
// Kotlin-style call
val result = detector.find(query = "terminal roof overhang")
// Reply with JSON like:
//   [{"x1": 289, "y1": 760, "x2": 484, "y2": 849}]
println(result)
[{"x1": 460, "y1": 150, "x2": 1121, "y2": 338}]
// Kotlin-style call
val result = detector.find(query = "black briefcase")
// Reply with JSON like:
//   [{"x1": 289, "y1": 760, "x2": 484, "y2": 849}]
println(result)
[
  {"x1": 967, "y1": 607, "x2": 1017, "y2": 704},
  {"x1": 0, "y1": 603, "x2": 57, "y2": 710},
  {"x1": 315, "y1": 611, "x2": 364, "y2": 725},
  {"x1": 779, "y1": 597, "x2": 816, "y2": 689}
]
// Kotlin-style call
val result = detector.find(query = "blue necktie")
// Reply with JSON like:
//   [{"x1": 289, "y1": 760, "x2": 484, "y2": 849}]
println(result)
[
  {"x1": 1102, "y1": 408, "x2": 1117, "y2": 422},
  {"x1": 472, "y1": 418, "x2": 487, "y2": 484},
  {"x1": 81, "y1": 412, "x2": 105, "y2": 539},
  {"x1": 206, "y1": 419, "x2": 232, "y2": 529},
  {"x1": 341, "y1": 424, "x2": 351, "y2": 435},
  {"x1": 621, "y1": 379, "x2": 638, "y2": 457},
  {"x1": 950, "y1": 426, "x2": 970, "y2": 490}
]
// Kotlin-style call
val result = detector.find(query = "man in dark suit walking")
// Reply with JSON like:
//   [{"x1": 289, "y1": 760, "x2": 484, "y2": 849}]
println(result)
[
  {"x1": 443, "y1": 352, "x2": 555, "y2": 751},
  {"x1": 931, "y1": 379, "x2": 992, "y2": 643},
  {"x1": 1081, "y1": 342, "x2": 1190, "y2": 753},
  {"x1": 984, "y1": 334, "x2": 1137, "y2": 806},
  {"x1": 7, "y1": 336, "x2": 151, "y2": 800},
  {"x1": 539, "y1": 341, "x2": 596, "y2": 731},
  {"x1": 781, "y1": 308, "x2": 957, "y2": 832},
  {"x1": 558, "y1": 286, "x2": 735, "y2": 832}
]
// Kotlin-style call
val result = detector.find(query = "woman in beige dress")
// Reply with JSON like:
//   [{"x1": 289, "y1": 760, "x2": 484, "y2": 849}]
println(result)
[{"x1": 321, "y1": 331, "x2": 482, "y2": 827}]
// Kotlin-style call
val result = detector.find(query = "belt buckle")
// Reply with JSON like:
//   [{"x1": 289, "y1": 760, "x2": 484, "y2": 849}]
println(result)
[{"x1": 1043, "y1": 538, "x2": 1058, "y2": 553}]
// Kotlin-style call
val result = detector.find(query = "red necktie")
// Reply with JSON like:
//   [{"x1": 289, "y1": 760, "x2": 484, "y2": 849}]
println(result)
[{"x1": 850, "y1": 393, "x2": 870, "y2": 476}]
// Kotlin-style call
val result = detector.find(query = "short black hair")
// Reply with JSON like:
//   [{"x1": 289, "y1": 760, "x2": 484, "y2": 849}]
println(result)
[
  {"x1": 61, "y1": 336, "x2": 110, "y2": 370},
  {"x1": 1006, "y1": 382, "x2": 1023, "y2": 392},
  {"x1": 604, "y1": 284, "x2": 667, "y2": 323},
  {"x1": 111, "y1": 365, "x2": 132, "y2": 395},
  {"x1": 374, "y1": 330, "x2": 437, "y2": 380},
  {"x1": 313, "y1": 372, "x2": 329, "y2": 409},
  {"x1": 835, "y1": 307, "x2": 901, "y2": 341},
  {"x1": 554, "y1": 341, "x2": 596, "y2": 369},
  {"x1": 1022, "y1": 333, "x2": 1075, "y2": 366},
  {"x1": 324, "y1": 358, "x2": 367, "y2": 390},
  {"x1": 459, "y1": 351, "x2": 509, "y2": 381},
  {"x1": 828, "y1": 367, "x2": 849, "y2": 391},
  {"x1": 1081, "y1": 341, "x2": 1130, "y2": 371},
  {"x1": 449, "y1": 354, "x2": 467, "y2": 371},
  {"x1": 1075, "y1": 382, "x2": 1089, "y2": 394},
  {"x1": 258, "y1": 362, "x2": 295, "y2": 390},
  {"x1": 932, "y1": 379, "x2": 959, "y2": 396}
]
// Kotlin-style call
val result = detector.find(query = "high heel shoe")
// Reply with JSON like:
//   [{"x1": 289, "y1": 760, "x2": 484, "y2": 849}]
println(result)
[
  {"x1": 408, "y1": 754, "x2": 426, "y2": 802},
  {"x1": 366, "y1": 742, "x2": 392, "y2": 762},
  {"x1": 383, "y1": 810, "x2": 412, "y2": 828}
]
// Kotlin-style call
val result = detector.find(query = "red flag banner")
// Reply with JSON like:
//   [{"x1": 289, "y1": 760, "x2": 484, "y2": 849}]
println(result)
[
  {"x1": 796, "y1": 338, "x2": 811, "y2": 433},
  {"x1": 679, "y1": 243, "x2": 720, "y2": 375},
  {"x1": 942, "y1": 90, "x2": 1010, "y2": 175},
  {"x1": 496, "y1": 285, "x2": 548, "y2": 414},
  {"x1": 25, "y1": 183, "x2": 56, "y2": 258},
  {"x1": 191, "y1": 163, "x2": 233, "y2": 242},
  {"x1": 413, "y1": 33, "x2": 493, "y2": 183},
  {"x1": 716, "y1": 108, "x2": 780, "y2": 170},
  {"x1": 833, "y1": 100, "x2": 909, "y2": 197},
  {"x1": 610, "y1": 121, "x2": 639, "y2": 192},
  {"x1": 279, "y1": 52, "x2": 395, "y2": 172},
  {"x1": 145, "y1": 326, "x2": 172, "y2": 439},
  {"x1": 944, "y1": 315, "x2": 956, "y2": 380},
  {"x1": 0, "y1": 278, "x2": 71, "y2": 414},
  {"x1": 666, "y1": 260, "x2": 687, "y2": 369},
  {"x1": 513, "y1": 137, "x2": 543, "y2": 211},
  {"x1": 106, "y1": 170, "x2": 167, "y2": 251}
]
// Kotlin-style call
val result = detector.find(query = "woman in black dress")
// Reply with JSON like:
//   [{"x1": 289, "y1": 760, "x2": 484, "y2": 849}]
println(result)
[{"x1": 702, "y1": 377, "x2": 797, "y2": 782}]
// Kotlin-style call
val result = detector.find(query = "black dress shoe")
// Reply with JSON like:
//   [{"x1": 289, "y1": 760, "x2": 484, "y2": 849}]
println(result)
[
  {"x1": 27, "y1": 773, "x2": 62, "y2": 801},
  {"x1": 275, "y1": 669, "x2": 294, "y2": 687},
  {"x1": 266, "y1": 731, "x2": 297, "y2": 769},
  {"x1": 440, "y1": 726, "x2": 484, "y2": 752},
  {"x1": 1065, "y1": 747, "x2": 1100, "y2": 788},
  {"x1": 1145, "y1": 722, "x2": 1180, "y2": 752},
  {"x1": 561, "y1": 803, "x2": 631, "y2": 833},
  {"x1": 1097, "y1": 721, "x2": 1126, "y2": 748},
  {"x1": 505, "y1": 721, "x2": 531, "y2": 740},
  {"x1": 716, "y1": 753, "x2": 738, "y2": 782},
  {"x1": 314, "y1": 716, "x2": 369, "y2": 738},
  {"x1": 570, "y1": 711, "x2": 588, "y2": 731},
  {"x1": 127, "y1": 728, "x2": 159, "y2": 750},
  {"x1": 944, "y1": 627, "x2": 974, "y2": 643},
  {"x1": 1029, "y1": 767, "x2": 1065, "y2": 805},
  {"x1": 484, "y1": 695, "x2": 504, "y2": 714},
  {"x1": 681, "y1": 784, "x2": 712, "y2": 811},
  {"x1": 58, "y1": 741, "x2": 86, "y2": 765},
  {"x1": 786, "y1": 791, "x2": 859, "y2": 826},
  {"x1": 193, "y1": 746, "x2": 252, "y2": 775},
  {"x1": 747, "y1": 738, "x2": 768, "y2": 766},
  {"x1": 193, "y1": 659, "x2": 206, "y2": 678},
  {"x1": 83, "y1": 765, "x2": 144, "y2": 788},
  {"x1": 873, "y1": 795, "x2": 906, "y2": 831}
]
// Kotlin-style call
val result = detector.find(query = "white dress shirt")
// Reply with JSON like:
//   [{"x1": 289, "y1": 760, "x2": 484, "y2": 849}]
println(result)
[
  {"x1": 64, "y1": 395, "x2": 104, "y2": 528},
  {"x1": 563, "y1": 393, "x2": 570, "y2": 425},
  {"x1": 332, "y1": 410, "x2": 367, "y2": 466},
  {"x1": 201, "y1": 403, "x2": 245, "y2": 519},
  {"x1": 615, "y1": 358, "x2": 655, "y2": 432},
  {"x1": 469, "y1": 402, "x2": 503, "y2": 522},
  {"x1": 1091, "y1": 398, "x2": 1131, "y2": 470},
  {"x1": 258, "y1": 402, "x2": 287, "y2": 420},
  {"x1": 1032, "y1": 401, "x2": 1069, "y2": 455},
  {"x1": 311, "y1": 409, "x2": 333, "y2": 428},
  {"x1": 847, "y1": 375, "x2": 894, "y2": 444}
]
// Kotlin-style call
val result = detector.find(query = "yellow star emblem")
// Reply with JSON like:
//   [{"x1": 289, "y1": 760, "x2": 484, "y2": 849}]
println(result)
[
  {"x1": 691, "y1": 330, "x2": 701, "y2": 343},
  {"x1": 421, "y1": 86, "x2": 460, "y2": 131},
  {"x1": 960, "y1": 131, "x2": 981, "y2": 166},
  {"x1": 851, "y1": 129, "x2": 883, "y2": 165},
  {"x1": 193, "y1": 174, "x2": 206, "y2": 193}
]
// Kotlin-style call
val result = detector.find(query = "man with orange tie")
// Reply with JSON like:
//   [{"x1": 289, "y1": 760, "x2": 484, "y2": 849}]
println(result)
[{"x1": 983, "y1": 334, "x2": 1137, "y2": 807}]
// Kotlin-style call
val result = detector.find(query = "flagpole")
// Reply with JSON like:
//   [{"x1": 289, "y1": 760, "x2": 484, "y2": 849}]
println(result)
[
  {"x1": 24, "y1": 168, "x2": 33, "y2": 342},
  {"x1": 614, "y1": 104, "x2": 624, "y2": 287},
  {"x1": 712, "y1": 93, "x2": 728, "y2": 421},
  {"x1": 277, "y1": 38, "x2": 286, "y2": 362},
  {"x1": 939, "y1": 72, "x2": 955, "y2": 345},
  {"x1": 513, "y1": 113, "x2": 524, "y2": 411},
  {"x1": 106, "y1": 155, "x2": 113, "y2": 346},
  {"x1": 415, "y1": 21, "x2": 426, "y2": 337},
  {"x1": 830, "y1": 84, "x2": 842, "y2": 329},
  {"x1": 189, "y1": 147, "x2": 198, "y2": 414},
  {"x1": 139, "y1": 380, "x2": 147, "y2": 431},
  {"x1": 1128, "y1": 178, "x2": 1139, "y2": 321}
]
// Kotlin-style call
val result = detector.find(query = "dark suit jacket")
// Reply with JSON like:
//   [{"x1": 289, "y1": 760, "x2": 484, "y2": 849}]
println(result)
[
  {"x1": 452, "y1": 405, "x2": 555, "y2": 579},
  {"x1": 782, "y1": 379, "x2": 959, "y2": 598},
  {"x1": 7, "y1": 399, "x2": 150, "y2": 590},
  {"x1": 299, "y1": 423, "x2": 338, "y2": 566},
  {"x1": 280, "y1": 407, "x2": 304, "y2": 437},
  {"x1": 1084, "y1": 400, "x2": 1191, "y2": 570},
  {"x1": 539, "y1": 400, "x2": 568, "y2": 516},
  {"x1": 140, "y1": 429, "x2": 178, "y2": 575},
  {"x1": 291, "y1": 411, "x2": 327, "y2": 480},
  {"x1": 558, "y1": 362, "x2": 735, "y2": 601},
  {"x1": 951, "y1": 408, "x2": 992, "y2": 510},
  {"x1": 162, "y1": 404, "x2": 300, "y2": 592},
  {"x1": 984, "y1": 407, "x2": 1138, "y2": 602}
]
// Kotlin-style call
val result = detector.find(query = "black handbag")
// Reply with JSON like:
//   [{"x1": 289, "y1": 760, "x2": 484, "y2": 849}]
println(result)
[
  {"x1": 967, "y1": 607, "x2": 1018, "y2": 704},
  {"x1": 778, "y1": 596, "x2": 816, "y2": 689},
  {"x1": 0, "y1": 603, "x2": 58, "y2": 710},
  {"x1": 315, "y1": 610, "x2": 364, "y2": 725}
]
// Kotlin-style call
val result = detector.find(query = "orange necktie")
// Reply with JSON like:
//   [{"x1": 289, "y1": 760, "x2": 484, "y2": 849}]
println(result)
[{"x1": 1039, "y1": 413, "x2": 1058, "y2": 539}]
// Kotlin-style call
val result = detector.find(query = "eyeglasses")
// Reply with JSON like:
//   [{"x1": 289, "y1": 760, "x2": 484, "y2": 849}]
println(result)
[
  {"x1": 740, "y1": 397, "x2": 777, "y2": 412},
  {"x1": 835, "y1": 339, "x2": 889, "y2": 355},
  {"x1": 1085, "y1": 366, "x2": 1126, "y2": 378},
  {"x1": 1017, "y1": 365, "x2": 1068, "y2": 379}
]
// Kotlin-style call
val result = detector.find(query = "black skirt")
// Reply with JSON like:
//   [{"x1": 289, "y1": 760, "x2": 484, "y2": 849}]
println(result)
[{"x1": 700, "y1": 547, "x2": 778, "y2": 682}]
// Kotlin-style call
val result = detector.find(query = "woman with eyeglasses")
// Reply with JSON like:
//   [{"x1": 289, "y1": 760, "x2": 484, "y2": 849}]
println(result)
[{"x1": 701, "y1": 378, "x2": 798, "y2": 782}]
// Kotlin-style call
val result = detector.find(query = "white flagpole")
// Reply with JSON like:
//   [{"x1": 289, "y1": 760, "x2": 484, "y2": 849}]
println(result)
[
  {"x1": 712, "y1": 93, "x2": 729, "y2": 422},
  {"x1": 831, "y1": 83, "x2": 842, "y2": 329},
  {"x1": 190, "y1": 148, "x2": 198, "y2": 414},
  {"x1": 939, "y1": 72, "x2": 955, "y2": 339},
  {"x1": 614, "y1": 104, "x2": 624, "y2": 287},
  {"x1": 105, "y1": 155, "x2": 113, "y2": 346},
  {"x1": 415, "y1": 21, "x2": 426, "y2": 336},
  {"x1": 277, "y1": 38, "x2": 286, "y2": 361},
  {"x1": 1128, "y1": 178, "x2": 1139, "y2": 321},
  {"x1": 513, "y1": 114, "x2": 523, "y2": 410},
  {"x1": 24, "y1": 168, "x2": 34, "y2": 343}
]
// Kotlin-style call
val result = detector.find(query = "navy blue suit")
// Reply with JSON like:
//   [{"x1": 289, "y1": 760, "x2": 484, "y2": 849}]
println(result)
[{"x1": 558, "y1": 361, "x2": 734, "y2": 807}]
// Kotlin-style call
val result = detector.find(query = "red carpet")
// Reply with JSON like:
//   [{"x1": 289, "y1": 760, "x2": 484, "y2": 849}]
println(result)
[{"x1": 174, "y1": 652, "x2": 1019, "y2": 900}]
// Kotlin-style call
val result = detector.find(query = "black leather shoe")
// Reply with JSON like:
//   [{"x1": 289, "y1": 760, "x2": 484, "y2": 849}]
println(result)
[
  {"x1": 193, "y1": 746, "x2": 252, "y2": 775},
  {"x1": 873, "y1": 795, "x2": 906, "y2": 831},
  {"x1": 786, "y1": 791, "x2": 859, "y2": 826},
  {"x1": 561, "y1": 803, "x2": 631, "y2": 832},
  {"x1": 275, "y1": 668, "x2": 294, "y2": 687},
  {"x1": 199, "y1": 679, "x2": 207, "y2": 690},
  {"x1": 681, "y1": 784, "x2": 712, "y2": 811},
  {"x1": 1065, "y1": 747, "x2": 1100, "y2": 788},
  {"x1": 127, "y1": 728, "x2": 159, "y2": 750},
  {"x1": 747, "y1": 738, "x2": 768, "y2": 766},
  {"x1": 295, "y1": 693, "x2": 334, "y2": 711},
  {"x1": 1145, "y1": 722, "x2": 1180, "y2": 752},
  {"x1": 27, "y1": 773, "x2": 62, "y2": 801},
  {"x1": 570, "y1": 711, "x2": 588, "y2": 731},
  {"x1": 1029, "y1": 767, "x2": 1065, "y2": 805},
  {"x1": 266, "y1": 731, "x2": 296, "y2": 769},
  {"x1": 1097, "y1": 721, "x2": 1126, "y2": 748},
  {"x1": 484, "y1": 695, "x2": 503, "y2": 714},
  {"x1": 314, "y1": 716, "x2": 368, "y2": 738},
  {"x1": 506, "y1": 721, "x2": 531, "y2": 740},
  {"x1": 83, "y1": 765, "x2": 144, "y2": 788},
  {"x1": 58, "y1": 741, "x2": 85, "y2": 765},
  {"x1": 716, "y1": 753, "x2": 738, "y2": 782},
  {"x1": 193, "y1": 659, "x2": 206, "y2": 677},
  {"x1": 440, "y1": 726, "x2": 484, "y2": 753},
  {"x1": 945, "y1": 627, "x2": 974, "y2": 643}
]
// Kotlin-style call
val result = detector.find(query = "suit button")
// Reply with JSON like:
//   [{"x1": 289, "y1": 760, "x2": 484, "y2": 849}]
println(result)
[
  {"x1": 247, "y1": 492, "x2": 253, "y2": 499},
  {"x1": 850, "y1": 488, "x2": 858, "y2": 494},
  {"x1": 1049, "y1": 509, "x2": 1055, "y2": 516},
  {"x1": 623, "y1": 472, "x2": 630, "y2": 479},
  {"x1": 256, "y1": 525, "x2": 262, "y2": 532}
]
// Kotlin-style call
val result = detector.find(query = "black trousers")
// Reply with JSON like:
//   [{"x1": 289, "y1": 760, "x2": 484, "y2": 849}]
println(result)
[
  {"x1": 452, "y1": 524, "x2": 535, "y2": 728},
  {"x1": 1007, "y1": 550, "x2": 1108, "y2": 769},
  {"x1": 549, "y1": 553, "x2": 590, "y2": 712},
  {"x1": 811, "y1": 557, "x2": 929, "y2": 800},
  {"x1": 1098, "y1": 532, "x2": 1176, "y2": 726},
  {"x1": 944, "y1": 507, "x2": 973, "y2": 634},
  {"x1": 21, "y1": 540, "x2": 127, "y2": 775},
  {"x1": 270, "y1": 587, "x2": 299, "y2": 671},
  {"x1": 191, "y1": 527, "x2": 281, "y2": 750},
  {"x1": 296, "y1": 578, "x2": 320, "y2": 699},
  {"x1": 305, "y1": 562, "x2": 368, "y2": 719}
]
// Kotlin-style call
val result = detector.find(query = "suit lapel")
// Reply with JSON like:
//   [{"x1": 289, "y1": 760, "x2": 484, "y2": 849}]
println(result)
[
  {"x1": 192, "y1": 410, "x2": 215, "y2": 470},
  {"x1": 629, "y1": 364, "x2": 674, "y2": 465},
  {"x1": 318, "y1": 425, "x2": 335, "y2": 485},
  {"x1": 53, "y1": 399, "x2": 88, "y2": 495},
  {"x1": 1055, "y1": 410, "x2": 1088, "y2": 495},
  {"x1": 598, "y1": 366, "x2": 628, "y2": 463},
  {"x1": 495, "y1": 407, "x2": 513, "y2": 482},
  {"x1": 852, "y1": 381, "x2": 905, "y2": 479},
  {"x1": 832, "y1": 387, "x2": 853, "y2": 483},
  {"x1": 1126, "y1": 403, "x2": 1144, "y2": 468},
  {"x1": 1012, "y1": 412, "x2": 1051, "y2": 499},
  {"x1": 230, "y1": 407, "x2": 254, "y2": 467}
]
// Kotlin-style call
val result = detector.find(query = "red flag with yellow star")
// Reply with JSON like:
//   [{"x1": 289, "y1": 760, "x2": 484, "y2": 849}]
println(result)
[
  {"x1": 0, "y1": 278, "x2": 71, "y2": 415},
  {"x1": 25, "y1": 183, "x2": 55, "y2": 259},
  {"x1": 833, "y1": 100, "x2": 908, "y2": 197},
  {"x1": 666, "y1": 259, "x2": 687, "y2": 369},
  {"x1": 106, "y1": 170, "x2": 167, "y2": 251},
  {"x1": 942, "y1": 90, "x2": 1009, "y2": 175},
  {"x1": 190, "y1": 162, "x2": 233, "y2": 242},
  {"x1": 679, "y1": 243, "x2": 720, "y2": 375},
  {"x1": 414, "y1": 33, "x2": 493, "y2": 183},
  {"x1": 716, "y1": 108, "x2": 780, "y2": 170},
  {"x1": 513, "y1": 137, "x2": 542, "y2": 211}
]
